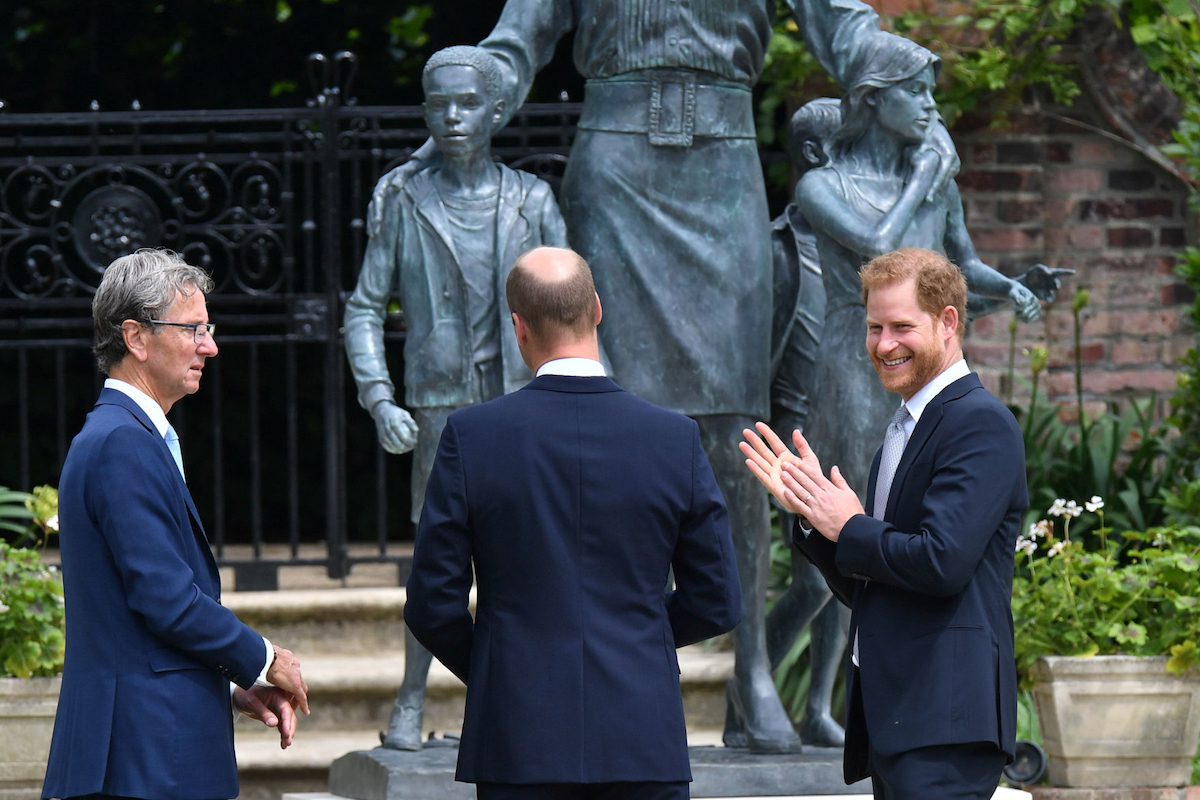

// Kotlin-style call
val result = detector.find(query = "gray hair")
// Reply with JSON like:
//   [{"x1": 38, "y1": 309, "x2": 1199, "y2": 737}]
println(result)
[
  {"x1": 422, "y1": 45, "x2": 503, "y2": 99},
  {"x1": 92, "y1": 248, "x2": 214, "y2": 374}
]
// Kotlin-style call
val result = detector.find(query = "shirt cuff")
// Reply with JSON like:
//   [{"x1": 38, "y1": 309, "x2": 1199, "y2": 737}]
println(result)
[
  {"x1": 253, "y1": 636, "x2": 274, "y2": 687},
  {"x1": 796, "y1": 516, "x2": 813, "y2": 539}
]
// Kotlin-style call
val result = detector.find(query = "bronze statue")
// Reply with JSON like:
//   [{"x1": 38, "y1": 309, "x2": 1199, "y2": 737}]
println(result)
[
  {"x1": 797, "y1": 33, "x2": 1063, "y2": 554},
  {"x1": 375, "y1": 0, "x2": 964, "y2": 754},
  {"x1": 343, "y1": 45, "x2": 568, "y2": 751}
]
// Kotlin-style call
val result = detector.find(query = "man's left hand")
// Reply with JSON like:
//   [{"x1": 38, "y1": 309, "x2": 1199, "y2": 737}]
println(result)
[
  {"x1": 233, "y1": 686, "x2": 300, "y2": 749},
  {"x1": 782, "y1": 458, "x2": 864, "y2": 543}
]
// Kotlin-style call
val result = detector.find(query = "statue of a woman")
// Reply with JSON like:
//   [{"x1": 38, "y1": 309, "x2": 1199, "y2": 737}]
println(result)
[{"x1": 798, "y1": 32, "x2": 1044, "y2": 508}]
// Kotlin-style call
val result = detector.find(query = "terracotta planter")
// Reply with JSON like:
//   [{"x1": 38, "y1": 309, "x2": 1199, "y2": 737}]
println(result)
[
  {"x1": 0, "y1": 676, "x2": 60, "y2": 800},
  {"x1": 1031, "y1": 655, "x2": 1200, "y2": 787}
]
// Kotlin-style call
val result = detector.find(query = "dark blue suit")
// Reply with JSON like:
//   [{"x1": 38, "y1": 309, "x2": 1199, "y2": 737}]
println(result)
[
  {"x1": 43, "y1": 389, "x2": 266, "y2": 800},
  {"x1": 404, "y1": 375, "x2": 741, "y2": 788},
  {"x1": 794, "y1": 373, "x2": 1027, "y2": 792}
]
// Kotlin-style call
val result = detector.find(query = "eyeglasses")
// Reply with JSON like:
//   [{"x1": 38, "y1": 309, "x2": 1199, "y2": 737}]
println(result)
[{"x1": 146, "y1": 319, "x2": 217, "y2": 343}]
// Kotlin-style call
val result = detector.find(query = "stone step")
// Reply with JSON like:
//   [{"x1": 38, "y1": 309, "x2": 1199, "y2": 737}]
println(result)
[
  {"x1": 224, "y1": 588, "x2": 410, "y2": 657},
  {"x1": 235, "y1": 647, "x2": 733, "y2": 735}
]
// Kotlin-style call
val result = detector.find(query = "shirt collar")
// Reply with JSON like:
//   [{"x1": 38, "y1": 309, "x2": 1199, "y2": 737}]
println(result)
[
  {"x1": 536, "y1": 357, "x2": 607, "y2": 378},
  {"x1": 104, "y1": 378, "x2": 171, "y2": 438},
  {"x1": 904, "y1": 358, "x2": 971, "y2": 427}
]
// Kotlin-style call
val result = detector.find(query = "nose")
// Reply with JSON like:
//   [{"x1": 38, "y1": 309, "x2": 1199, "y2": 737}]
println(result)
[
  {"x1": 445, "y1": 102, "x2": 463, "y2": 123},
  {"x1": 921, "y1": 91, "x2": 936, "y2": 111},
  {"x1": 199, "y1": 330, "x2": 218, "y2": 357}
]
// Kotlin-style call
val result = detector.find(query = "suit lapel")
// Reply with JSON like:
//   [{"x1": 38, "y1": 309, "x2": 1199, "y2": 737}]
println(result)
[
  {"x1": 99, "y1": 389, "x2": 214, "y2": 557},
  {"x1": 883, "y1": 373, "x2": 981, "y2": 520}
]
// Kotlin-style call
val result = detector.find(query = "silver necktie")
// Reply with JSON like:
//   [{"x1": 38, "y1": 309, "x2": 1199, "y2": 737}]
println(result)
[
  {"x1": 165, "y1": 424, "x2": 186, "y2": 482},
  {"x1": 872, "y1": 405, "x2": 910, "y2": 520}
]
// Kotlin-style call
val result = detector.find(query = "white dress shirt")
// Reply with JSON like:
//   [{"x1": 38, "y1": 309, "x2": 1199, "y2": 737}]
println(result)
[{"x1": 536, "y1": 357, "x2": 607, "y2": 377}]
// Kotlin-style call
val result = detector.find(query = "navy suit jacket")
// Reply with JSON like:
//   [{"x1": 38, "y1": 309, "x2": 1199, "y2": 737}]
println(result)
[
  {"x1": 404, "y1": 375, "x2": 742, "y2": 785},
  {"x1": 794, "y1": 373, "x2": 1027, "y2": 784},
  {"x1": 42, "y1": 389, "x2": 266, "y2": 800}
]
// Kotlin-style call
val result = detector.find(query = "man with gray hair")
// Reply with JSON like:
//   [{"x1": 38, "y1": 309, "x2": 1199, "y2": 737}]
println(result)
[
  {"x1": 344, "y1": 45, "x2": 568, "y2": 750},
  {"x1": 42, "y1": 248, "x2": 310, "y2": 800}
]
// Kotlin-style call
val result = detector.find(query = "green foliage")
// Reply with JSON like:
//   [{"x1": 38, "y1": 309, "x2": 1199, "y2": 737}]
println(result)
[
  {"x1": 1012, "y1": 510, "x2": 1200, "y2": 688},
  {"x1": 1127, "y1": 0, "x2": 1200, "y2": 107},
  {"x1": 892, "y1": 0, "x2": 1096, "y2": 124},
  {"x1": 0, "y1": 541, "x2": 65, "y2": 678},
  {"x1": 0, "y1": 487, "x2": 34, "y2": 537}
]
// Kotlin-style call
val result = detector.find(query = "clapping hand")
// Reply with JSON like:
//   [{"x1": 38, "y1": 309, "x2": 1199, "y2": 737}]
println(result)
[{"x1": 740, "y1": 422, "x2": 864, "y2": 543}]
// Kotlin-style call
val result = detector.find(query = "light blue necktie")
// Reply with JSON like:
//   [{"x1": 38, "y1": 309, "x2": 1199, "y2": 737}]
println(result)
[
  {"x1": 872, "y1": 404, "x2": 911, "y2": 519},
  {"x1": 165, "y1": 424, "x2": 186, "y2": 482}
]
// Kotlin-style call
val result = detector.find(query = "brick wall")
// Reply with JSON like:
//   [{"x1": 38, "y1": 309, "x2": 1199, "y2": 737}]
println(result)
[{"x1": 956, "y1": 100, "x2": 1196, "y2": 418}]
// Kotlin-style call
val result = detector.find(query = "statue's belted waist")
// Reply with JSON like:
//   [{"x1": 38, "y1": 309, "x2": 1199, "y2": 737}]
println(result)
[{"x1": 579, "y1": 69, "x2": 755, "y2": 147}]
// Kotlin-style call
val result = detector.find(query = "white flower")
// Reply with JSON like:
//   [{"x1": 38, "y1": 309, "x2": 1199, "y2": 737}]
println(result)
[
  {"x1": 1153, "y1": 532, "x2": 1169, "y2": 547},
  {"x1": 1047, "y1": 541, "x2": 1066, "y2": 558},
  {"x1": 1084, "y1": 496, "x2": 1104, "y2": 513},
  {"x1": 1048, "y1": 498, "x2": 1068, "y2": 517},
  {"x1": 45, "y1": 514, "x2": 59, "y2": 532},
  {"x1": 1028, "y1": 520, "x2": 1051, "y2": 539},
  {"x1": 0, "y1": 602, "x2": 8, "y2": 614},
  {"x1": 1020, "y1": 540, "x2": 1037, "y2": 557},
  {"x1": 1063, "y1": 500, "x2": 1082, "y2": 518}
]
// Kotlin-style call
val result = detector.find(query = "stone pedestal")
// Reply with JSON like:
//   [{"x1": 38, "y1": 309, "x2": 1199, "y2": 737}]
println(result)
[{"x1": 328, "y1": 745, "x2": 870, "y2": 800}]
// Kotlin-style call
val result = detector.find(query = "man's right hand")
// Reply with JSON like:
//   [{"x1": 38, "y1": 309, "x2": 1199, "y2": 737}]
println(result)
[
  {"x1": 265, "y1": 646, "x2": 310, "y2": 716},
  {"x1": 373, "y1": 401, "x2": 420, "y2": 454}
]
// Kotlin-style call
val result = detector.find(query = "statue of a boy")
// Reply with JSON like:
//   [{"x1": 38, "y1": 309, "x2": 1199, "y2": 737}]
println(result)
[{"x1": 343, "y1": 45, "x2": 569, "y2": 750}]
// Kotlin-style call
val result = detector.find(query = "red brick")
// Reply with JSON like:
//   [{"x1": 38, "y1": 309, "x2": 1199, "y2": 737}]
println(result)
[
  {"x1": 957, "y1": 170, "x2": 1030, "y2": 192},
  {"x1": 1111, "y1": 340, "x2": 1162, "y2": 364},
  {"x1": 965, "y1": 341, "x2": 1014, "y2": 366},
  {"x1": 1108, "y1": 282, "x2": 1163, "y2": 309},
  {"x1": 1045, "y1": 198, "x2": 1076, "y2": 221},
  {"x1": 1094, "y1": 254, "x2": 1163, "y2": 272},
  {"x1": 996, "y1": 200, "x2": 1042, "y2": 223},
  {"x1": 1080, "y1": 311, "x2": 1114, "y2": 336},
  {"x1": 1115, "y1": 309, "x2": 1179, "y2": 335},
  {"x1": 1108, "y1": 227, "x2": 1156, "y2": 248},
  {"x1": 1158, "y1": 255, "x2": 1180, "y2": 274},
  {"x1": 1046, "y1": 141, "x2": 1073, "y2": 163},
  {"x1": 1048, "y1": 341, "x2": 1106, "y2": 366},
  {"x1": 1083, "y1": 369, "x2": 1180, "y2": 394},
  {"x1": 1076, "y1": 139, "x2": 1124, "y2": 163},
  {"x1": 1183, "y1": 785, "x2": 1200, "y2": 800},
  {"x1": 1162, "y1": 227, "x2": 1188, "y2": 246},
  {"x1": 1046, "y1": 168, "x2": 1105, "y2": 193},
  {"x1": 1166, "y1": 335, "x2": 1199, "y2": 362},
  {"x1": 1046, "y1": 370, "x2": 1078, "y2": 396},
  {"x1": 971, "y1": 142, "x2": 995, "y2": 163},
  {"x1": 970, "y1": 314, "x2": 997, "y2": 337},
  {"x1": 1048, "y1": 225, "x2": 1104, "y2": 249},
  {"x1": 971, "y1": 227, "x2": 1043, "y2": 250},
  {"x1": 1163, "y1": 282, "x2": 1197, "y2": 305},
  {"x1": 1047, "y1": 310, "x2": 1077, "y2": 339}
]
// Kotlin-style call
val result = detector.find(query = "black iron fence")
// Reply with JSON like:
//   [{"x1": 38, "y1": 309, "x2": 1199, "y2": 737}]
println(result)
[{"x1": 0, "y1": 53, "x2": 582, "y2": 588}]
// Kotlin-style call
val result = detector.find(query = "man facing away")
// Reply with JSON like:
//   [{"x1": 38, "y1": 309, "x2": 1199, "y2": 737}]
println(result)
[
  {"x1": 742, "y1": 247, "x2": 1027, "y2": 799},
  {"x1": 404, "y1": 246, "x2": 742, "y2": 800},
  {"x1": 343, "y1": 46, "x2": 568, "y2": 749},
  {"x1": 43, "y1": 249, "x2": 309, "y2": 800}
]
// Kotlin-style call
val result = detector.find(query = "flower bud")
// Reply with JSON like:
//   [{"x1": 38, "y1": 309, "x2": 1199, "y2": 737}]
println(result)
[
  {"x1": 1072, "y1": 288, "x2": 1089, "y2": 313},
  {"x1": 1028, "y1": 345, "x2": 1048, "y2": 376}
]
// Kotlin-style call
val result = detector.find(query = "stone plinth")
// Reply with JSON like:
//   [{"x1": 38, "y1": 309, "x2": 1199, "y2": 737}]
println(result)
[{"x1": 327, "y1": 745, "x2": 871, "y2": 800}]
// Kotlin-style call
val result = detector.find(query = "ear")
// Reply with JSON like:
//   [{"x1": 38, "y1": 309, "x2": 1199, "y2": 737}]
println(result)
[
  {"x1": 939, "y1": 305, "x2": 959, "y2": 341},
  {"x1": 492, "y1": 98, "x2": 505, "y2": 127},
  {"x1": 122, "y1": 320, "x2": 151, "y2": 363},
  {"x1": 800, "y1": 140, "x2": 825, "y2": 168},
  {"x1": 593, "y1": 293, "x2": 603, "y2": 327},
  {"x1": 512, "y1": 312, "x2": 529, "y2": 347}
]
